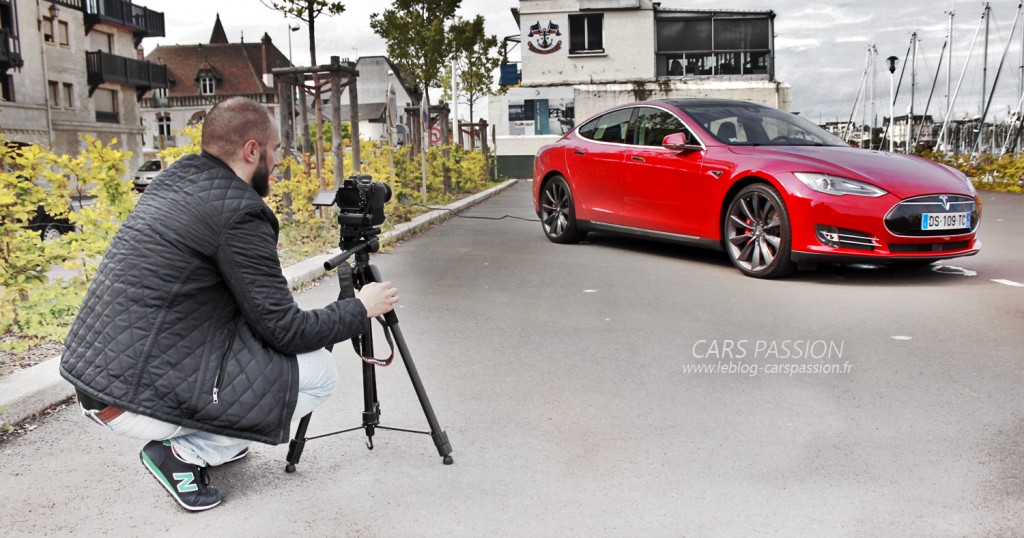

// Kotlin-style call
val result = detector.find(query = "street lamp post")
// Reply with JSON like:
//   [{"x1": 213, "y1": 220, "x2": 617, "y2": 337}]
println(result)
[{"x1": 887, "y1": 56, "x2": 899, "y2": 152}]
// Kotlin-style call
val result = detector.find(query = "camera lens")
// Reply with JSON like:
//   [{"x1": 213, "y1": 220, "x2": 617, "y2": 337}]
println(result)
[{"x1": 376, "y1": 182, "x2": 393, "y2": 203}]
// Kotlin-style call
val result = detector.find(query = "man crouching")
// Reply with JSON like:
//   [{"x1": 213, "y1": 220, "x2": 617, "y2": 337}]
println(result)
[{"x1": 60, "y1": 97, "x2": 398, "y2": 511}]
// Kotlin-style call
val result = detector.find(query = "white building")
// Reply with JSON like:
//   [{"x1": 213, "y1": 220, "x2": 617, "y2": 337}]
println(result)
[
  {"x1": 327, "y1": 56, "x2": 420, "y2": 143},
  {"x1": 490, "y1": 0, "x2": 792, "y2": 177}
]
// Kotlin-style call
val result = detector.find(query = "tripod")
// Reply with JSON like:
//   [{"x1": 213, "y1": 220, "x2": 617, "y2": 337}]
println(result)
[{"x1": 284, "y1": 224, "x2": 453, "y2": 472}]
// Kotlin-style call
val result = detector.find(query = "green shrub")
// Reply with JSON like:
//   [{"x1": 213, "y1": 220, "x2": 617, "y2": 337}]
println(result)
[
  {"x1": 2, "y1": 125, "x2": 495, "y2": 354},
  {"x1": 920, "y1": 150, "x2": 1024, "y2": 193}
]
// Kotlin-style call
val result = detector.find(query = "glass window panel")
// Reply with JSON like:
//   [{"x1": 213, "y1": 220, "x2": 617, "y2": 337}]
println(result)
[
  {"x1": 633, "y1": 107, "x2": 685, "y2": 146},
  {"x1": 570, "y1": 14, "x2": 604, "y2": 53},
  {"x1": 580, "y1": 108, "x2": 633, "y2": 143},
  {"x1": 714, "y1": 18, "x2": 770, "y2": 50}
]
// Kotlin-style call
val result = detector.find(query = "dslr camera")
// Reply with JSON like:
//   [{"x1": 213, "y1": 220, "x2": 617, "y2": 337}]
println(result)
[{"x1": 313, "y1": 174, "x2": 393, "y2": 228}]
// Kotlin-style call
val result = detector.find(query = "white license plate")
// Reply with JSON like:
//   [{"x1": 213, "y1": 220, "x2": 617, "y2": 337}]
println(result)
[{"x1": 921, "y1": 212, "x2": 970, "y2": 230}]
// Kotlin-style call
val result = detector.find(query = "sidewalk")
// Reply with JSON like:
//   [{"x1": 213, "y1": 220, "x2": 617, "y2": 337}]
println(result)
[{"x1": 0, "y1": 179, "x2": 519, "y2": 427}]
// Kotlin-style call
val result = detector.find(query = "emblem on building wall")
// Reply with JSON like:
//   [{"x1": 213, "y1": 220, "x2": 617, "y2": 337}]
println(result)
[{"x1": 527, "y1": 21, "x2": 562, "y2": 54}]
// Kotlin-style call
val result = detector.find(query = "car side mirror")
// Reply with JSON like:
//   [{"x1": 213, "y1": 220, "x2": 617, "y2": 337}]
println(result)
[{"x1": 662, "y1": 132, "x2": 703, "y2": 152}]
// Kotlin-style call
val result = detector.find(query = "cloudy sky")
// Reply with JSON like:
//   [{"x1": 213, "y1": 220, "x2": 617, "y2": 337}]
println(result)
[{"x1": 141, "y1": 0, "x2": 1024, "y2": 124}]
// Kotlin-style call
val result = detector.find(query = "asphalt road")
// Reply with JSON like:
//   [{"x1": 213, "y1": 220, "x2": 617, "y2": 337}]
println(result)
[{"x1": 1, "y1": 182, "x2": 1021, "y2": 536}]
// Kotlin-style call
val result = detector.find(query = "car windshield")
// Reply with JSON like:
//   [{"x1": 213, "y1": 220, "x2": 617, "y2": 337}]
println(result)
[
  {"x1": 679, "y1": 104, "x2": 848, "y2": 147},
  {"x1": 139, "y1": 160, "x2": 161, "y2": 172}
]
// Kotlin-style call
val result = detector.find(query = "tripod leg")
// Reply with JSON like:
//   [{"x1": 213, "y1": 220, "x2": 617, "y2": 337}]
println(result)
[
  {"x1": 285, "y1": 412, "x2": 313, "y2": 473},
  {"x1": 352, "y1": 269, "x2": 381, "y2": 450},
  {"x1": 361, "y1": 356, "x2": 380, "y2": 449},
  {"x1": 390, "y1": 323, "x2": 454, "y2": 465}
]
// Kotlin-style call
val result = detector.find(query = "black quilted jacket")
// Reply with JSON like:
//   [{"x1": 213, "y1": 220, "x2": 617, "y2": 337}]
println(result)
[{"x1": 61, "y1": 152, "x2": 369, "y2": 444}]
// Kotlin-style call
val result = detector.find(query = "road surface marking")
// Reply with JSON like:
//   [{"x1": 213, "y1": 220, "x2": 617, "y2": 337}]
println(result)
[{"x1": 992, "y1": 279, "x2": 1024, "y2": 288}]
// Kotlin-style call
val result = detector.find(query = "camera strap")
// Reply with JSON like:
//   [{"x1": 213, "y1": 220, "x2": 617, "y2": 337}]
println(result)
[{"x1": 353, "y1": 317, "x2": 395, "y2": 367}]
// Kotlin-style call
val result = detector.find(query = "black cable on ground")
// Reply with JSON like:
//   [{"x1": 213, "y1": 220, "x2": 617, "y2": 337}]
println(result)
[{"x1": 408, "y1": 204, "x2": 540, "y2": 222}]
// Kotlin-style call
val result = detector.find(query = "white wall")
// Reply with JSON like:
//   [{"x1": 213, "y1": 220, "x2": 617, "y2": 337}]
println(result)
[{"x1": 520, "y1": 3, "x2": 656, "y2": 86}]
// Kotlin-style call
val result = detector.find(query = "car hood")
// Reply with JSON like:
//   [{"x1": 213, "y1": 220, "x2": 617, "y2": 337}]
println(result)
[{"x1": 728, "y1": 146, "x2": 972, "y2": 199}]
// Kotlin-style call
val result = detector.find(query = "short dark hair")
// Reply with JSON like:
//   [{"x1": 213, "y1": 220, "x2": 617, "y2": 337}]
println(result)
[{"x1": 201, "y1": 97, "x2": 276, "y2": 159}]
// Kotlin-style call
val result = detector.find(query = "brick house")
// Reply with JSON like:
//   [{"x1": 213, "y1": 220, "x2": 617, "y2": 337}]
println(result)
[{"x1": 139, "y1": 14, "x2": 290, "y2": 157}]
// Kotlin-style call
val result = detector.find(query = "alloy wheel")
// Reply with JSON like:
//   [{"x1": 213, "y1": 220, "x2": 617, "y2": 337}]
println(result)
[
  {"x1": 725, "y1": 185, "x2": 793, "y2": 277},
  {"x1": 541, "y1": 180, "x2": 571, "y2": 238}
]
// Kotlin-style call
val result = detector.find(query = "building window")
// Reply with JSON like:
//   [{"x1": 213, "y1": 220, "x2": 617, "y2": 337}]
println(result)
[
  {"x1": 63, "y1": 83, "x2": 74, "y2": 108},
  {"x1": 157, "y1": 113, "x2": 172, "y2": 137},
  {"x1": 48, "y1": 80, "x2": 60, "y2": 107},
  {"x1": 569, "y1": 13, "x2": 604, "y2": 54},
  {"x1": 153, "y1": 87, "x2": 167, "y2": 99},
  {"x1": 199, "y1": 76, "x2": 216, "y2": 96},
  {"x1": 89, "y1": 30, "x2": 113, "y2": 53},
  {"x1": 42, "y1": 18, "x2": 54, "y2": 43},
  {"x1": 58, "y1": 21, "x2": 70, "y2": 47},
  {"x1": 94, "y1": 88, "x2": 119, "y2": 123},
  {"x1": 2, "y1": 75, "x2": 14, "y2": 102},
  {"x1": 656, "y1": 14, "x2": 773, "y2": 78}
]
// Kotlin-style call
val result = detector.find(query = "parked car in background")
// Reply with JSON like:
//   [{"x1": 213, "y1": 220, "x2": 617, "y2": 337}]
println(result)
[
  {"x1": 133, "y1": 159, "x2": 162, "y2": 192},
  {"x1": 533, "y1": 98, "x2": 981, "y2": 278},
  {"x1": 27, "y1": 204, "x2": 75, "y2": 241}
]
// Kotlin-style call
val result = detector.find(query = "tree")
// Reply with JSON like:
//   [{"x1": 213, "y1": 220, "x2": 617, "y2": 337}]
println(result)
[
  {"x1": 370, "y1": 0, "x2": 460, "y2": 94},
  {"x1": 371, "y1": 0, "x2": 461, "y2": 199},
  {"x1": 260, "y1": 0, "x2": 346, "y2": 188},
  {"x1": 447, "y1": 15, "x2": 501, "y2": 123}
]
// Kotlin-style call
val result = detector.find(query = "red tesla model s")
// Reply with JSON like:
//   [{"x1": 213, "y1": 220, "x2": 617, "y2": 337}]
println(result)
[{"x1": 532, "y1": 99, "x2": 981, "y2": 278}]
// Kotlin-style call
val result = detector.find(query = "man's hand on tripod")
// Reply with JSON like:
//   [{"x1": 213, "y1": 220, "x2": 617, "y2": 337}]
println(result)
[{"x1": 356, "y1": 281, "x2": 399, "y2": 318}]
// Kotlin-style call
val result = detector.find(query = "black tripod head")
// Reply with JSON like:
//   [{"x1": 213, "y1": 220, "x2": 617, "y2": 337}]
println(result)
[{"x1": 325, "y1": 222, "x2": 381, "y2": 271}]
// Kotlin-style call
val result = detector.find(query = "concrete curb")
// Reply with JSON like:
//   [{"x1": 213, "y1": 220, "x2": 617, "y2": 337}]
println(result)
[
  {"x1": 0, "y1": 178, "x2": 520, "y2": 427},
  {"x1": 0, "y1": 356, "x2": 70, "y2": 427}
]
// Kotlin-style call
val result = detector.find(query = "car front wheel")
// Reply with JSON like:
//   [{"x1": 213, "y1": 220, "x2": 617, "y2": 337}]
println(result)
[
  {"x1": 540, "y1": 175, "x2": 585, "y2": 244},
  {"x1": 724, "y1": 184, "x2": 795, "y2": 278}
]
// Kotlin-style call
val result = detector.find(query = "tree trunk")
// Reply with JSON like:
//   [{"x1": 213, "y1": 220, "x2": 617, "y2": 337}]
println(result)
[{"x1": 308, "y1": 2, "x2": 326, "y2": 189}]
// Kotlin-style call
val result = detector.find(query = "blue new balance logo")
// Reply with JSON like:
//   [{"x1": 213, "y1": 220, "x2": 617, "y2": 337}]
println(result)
[{"x1": 173, "y1": 472, "x2": 198, "y2": 493}]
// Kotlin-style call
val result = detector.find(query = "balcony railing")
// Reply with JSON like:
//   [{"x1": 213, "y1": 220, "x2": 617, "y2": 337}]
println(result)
[
  {"x1": 0, "y1": 27, "x2": 23, "y2": 72},
  {"x1": 86, "y1": 50, "x2": 169, "y2": 100},
  {"x1": 151, "y1": 134, "x2": 177, "y2": 147},
  {"x1": 140, "y1": 92, "x2": 273, "y2": 109},
  {"x1": 83, "y1": 0, "x2": 165, "y2": 44}
]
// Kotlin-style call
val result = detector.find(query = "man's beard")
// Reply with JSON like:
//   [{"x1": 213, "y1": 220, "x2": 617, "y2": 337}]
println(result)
[{"x1": 251, "y1": 149, "x2": 271, "y2": 198}]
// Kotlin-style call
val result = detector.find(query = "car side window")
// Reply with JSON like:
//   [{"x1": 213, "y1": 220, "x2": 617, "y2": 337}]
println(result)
[
  {"x1": 633, "y1": 107, "x2": 687, "y2": 147},
  {"x1": 577, "y1": 108, "x2": 634, "y2": 144}
]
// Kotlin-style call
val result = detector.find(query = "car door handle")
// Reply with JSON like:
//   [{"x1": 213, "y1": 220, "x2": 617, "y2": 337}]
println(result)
[
  {"x1": 631, "y1": 156, "x2": 646, "y2": 162},
  {"x1": 573, "y1": 149, "x2": 586, "y2": 155}
]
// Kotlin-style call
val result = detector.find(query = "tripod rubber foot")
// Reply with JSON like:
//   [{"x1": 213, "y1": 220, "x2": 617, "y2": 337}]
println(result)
[
  {"x1": 443, "y1": 455, "x2": 454, "y2": 465},
  {"x1": 285, "y1": 463, "x2": 296, "y2": 473}
]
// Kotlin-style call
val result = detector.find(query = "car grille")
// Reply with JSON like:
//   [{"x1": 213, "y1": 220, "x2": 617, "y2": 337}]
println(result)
[
  {"x1": 889, "y1": 241, "x2": 971, "y2": 253},
  {"x1": 884, "y1": 195, "x2": 979, "y2": 237}
]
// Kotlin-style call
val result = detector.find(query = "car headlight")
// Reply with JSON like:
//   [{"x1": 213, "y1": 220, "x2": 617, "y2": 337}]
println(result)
[{"x1": 793, "y1": 172, "x2": 887, "y2": 197}]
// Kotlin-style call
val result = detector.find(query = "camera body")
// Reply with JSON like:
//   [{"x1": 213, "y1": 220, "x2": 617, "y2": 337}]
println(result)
[{"x1": 313, "y1": 174, "x2": 393, "y2": 227}]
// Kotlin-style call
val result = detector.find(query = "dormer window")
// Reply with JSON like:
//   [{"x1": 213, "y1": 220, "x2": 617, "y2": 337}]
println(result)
[
  {"x1": 199, "y1": 76, "x2": 215, "y2": 95},
  {"x1": 195, "y1": 66, "x2": 220, "y2": 96}
]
